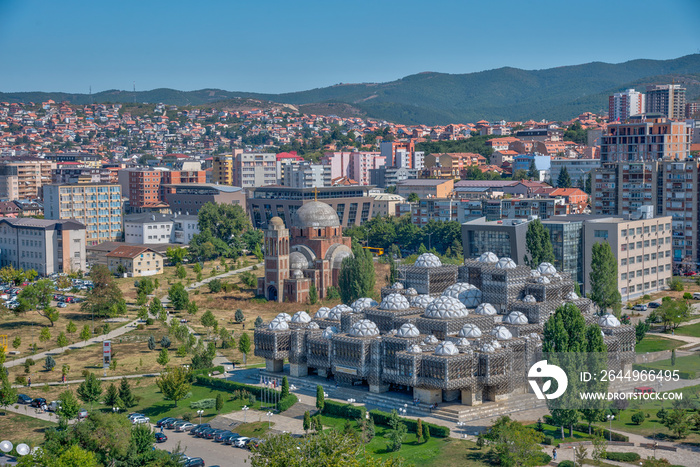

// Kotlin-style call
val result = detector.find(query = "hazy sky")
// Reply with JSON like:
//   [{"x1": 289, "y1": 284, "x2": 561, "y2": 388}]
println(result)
[{"x1": 1, "y1": 0, "x2": 699, "y2": 94}]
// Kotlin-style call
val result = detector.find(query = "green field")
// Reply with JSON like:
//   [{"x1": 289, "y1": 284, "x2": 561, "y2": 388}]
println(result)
[
  {"x1": 634, "y1": 355, "x2": 700, "y2": 379},
  {"x1": 636, "y1": 335, "x2": 686, "y2": 353},
  {"x1": 0, "y1": 412, "x2": 56, "y2": 447},
  {"x1": 675, "y1": 322, "x2": 700, "y2": 337},
  {"x1": 524, "y1": 422, "x2": 597, "y2": 447}
]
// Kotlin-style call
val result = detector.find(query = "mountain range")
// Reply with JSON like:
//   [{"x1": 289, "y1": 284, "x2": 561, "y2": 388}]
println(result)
[{"x1": 2, "y1": 55, "x2": 700, "y2": 125}]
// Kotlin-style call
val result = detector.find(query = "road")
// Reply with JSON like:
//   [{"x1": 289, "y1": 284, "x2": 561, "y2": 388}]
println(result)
[{"x1": 154, "y1": 426, "x2": 251, "y2": 467}]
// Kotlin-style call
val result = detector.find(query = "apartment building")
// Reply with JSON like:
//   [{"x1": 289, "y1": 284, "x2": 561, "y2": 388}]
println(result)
[
  {"x1": 380, "y1": 141, "x2": 423, "y2": 169},
  {"x1": 608, "y1": 88, "x2": 645, "y2": 122},
  {"x1": 369, "y1": 193, "x2": 404, "y2": 217},
  {"x1": 0, "y1": 218, "x2": 86, "y2": 275},
  {"x1": 162, "y1": 183, "x2": 246, "y2": 214},
  {"x1": 549, "y1": 158, "x2": 601, "y2": 188},
  {"x1": 124, "y1": 212, "x2": 200, "y2": 245},
  {"x1": 0, "y1": 165, "x2": 18, "y2": 200},
  {"x1": 0, "y1": 157, "x2": 55, "y2": 200},
  {"x1": 646, "y1": 85, "x2": 686, "y2": 120},
  {"x1": 482, "y1": 198, "x2": 565, "y2": 221},
  {"x1": 600, "y1": 116, "x2": 690, "y2": 163},
  {"x1": 369, "y1": 166, "x2": 420, "y2": 188},
  {"x1": 52, "y1": 167, "x2": 113, "y2": 185},
  {"x1": 43, "y1": 183, "x2": 123, "y2": 246},
  {"x1": 349, "y1": 152, "x2": 385, "y2": 185},
  {"x1": 212, "y1": 152, "x2": 277, "y2": 188},
  {"x1": 282, "y1": 162, "x2": 331, "y2": 188},
  {"x1": 396, "y1": 179, "x2": 454, "y2": 199},
  {"x1": 411, "y1": 198, "x2": 458, "y2": 226},
  {"x1": 423, "y1": 153, "x2": 487, "y2": 178}
]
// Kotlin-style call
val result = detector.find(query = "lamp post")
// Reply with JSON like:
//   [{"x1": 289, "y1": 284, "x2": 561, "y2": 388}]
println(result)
[
  {"x1": 197, "y1": 409, "x2": 204, "y2": 425},
  {"x1": 606, "y1": 414, "x2": 614, "y2": 441},
  {"x1": 347, "y1": 398, "x2": 355, "y2": 405},
  {"x1": 112, "y1": 407, "x2": 118, "y2": 414},
  {"x1": 266, "y1": 411, "x2": 273, "y2": 429},
  {"x1": 457, "y1": 421, "x2": 465, "y2": 438},
  {"x1": 242, "y1": 406, "x2": 249, "y2": 423}
]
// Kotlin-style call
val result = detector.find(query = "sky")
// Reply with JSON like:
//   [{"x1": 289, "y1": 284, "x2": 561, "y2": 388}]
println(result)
[{"x1": 1, "y1": 0, "x2": 699, "y2": 95}]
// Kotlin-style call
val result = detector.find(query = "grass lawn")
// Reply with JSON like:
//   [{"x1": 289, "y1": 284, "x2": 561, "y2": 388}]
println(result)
[
  {"x1": 635, "y1": 335, "x2": 686, "y2": 353},
  {"x1": 675, "y1": 322, "x2": 700, "y2": 337},
  {"x1": 634, "y1": 355, "x2": 700, "y2": 378},
  {"x1": 525, "y1": 422, "x2": 595, "y2": 447},
  {"x1": 234, "y1": 421, "x2": 272, "y2": 438},
  {"x1": 0, "y1": 411, "x2": 56, "y2": 446}
]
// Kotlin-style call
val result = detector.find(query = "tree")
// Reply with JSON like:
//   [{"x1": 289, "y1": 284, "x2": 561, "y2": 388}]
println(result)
[
  {"x1": 176, "y1": 264, "x2": 187, "y2": 280},
  {"x1": 56, "y1": 388, "x2": 79, "y2": 423},
  {"x1": 56, "y1": 331, "x2": 68, "y2": 349},
  {"x1": 43, "y1": 355, "x2": 56, "y2": 371},
  {"x1": 216, "y1": 393, "x2": 224, "y2": 413},
  {"x1": 147, "y1": 335, "x2": 156, "y2": 351},
  {"x1": 136, "y1": 277, "x2": 155, "y2": 296},
  {"x1": 589, "y1": 242, "x2": 621, "y2": 313},
  {"x1": 39, "y1": 327, "x2": 51, "y2": 346},
  {"x1": 281, "y1": 376, "x2": 290, "y2": 399},
  {"x1": 156, "y1": 366, "x2": 191, "y2": 406},
  {"x1": 591, "y1": 429, "x2": 607, "y2": 467},
  {"x1": 407, "y1": 192, "x2": 419, "y2": 202},
  {"x1": 635, "y1": 320, "x2": 650, "y2": 343},
  {"x1": 197, "y1": 202, "x2": 252, "y2": 244},
  {"x1": 166, "y1": 247, "x2": 187, "y2": 265},
  {"x1": 557, "y1": 166, "x2": 572, "y2": 188},
  {"x1": 160, "y1": 335, "x2": 171, "y2": 349},
  {"x1": 525, "y1": 219, "x2": 555, "y2": 267},
  {"x1": 201, "y1": 310, "x2": 217, "y2": 339},
  {"x1": 386, "y1": 410, "x2": 407, "y2": 452},
  {"x1": 484, "y1": 416, "x2": 544, "y2": 467},
  {"x1": 80, "y1": 324, "x2": 91, "y2": 342},
  {"x1": 316, "y1": 385, "x2": 325, "y2": 412},
  {"x1": 238, "y1": 332, "x2": 251, "y2": 366},
  {"x1": 17, "y1": 279, "x2": 59, "y2": 325},
  {"x1": 168, "y1": 283, "x2": 189, "y2": 310},
  {"x1": 219, "y1": 327, "x2": 234, "y2": 348},
  {"x1": 338, "y1": 243, "x2": 375, "y2": 304},
  {"x1": 254, "y1": 316, "x2": 264, "y2": 327},
  {"x1": 671, "y1": 348, "x2": 676, "y2": 366},
  {"x1": 234, "y1": 309, "x2": 245, "y2": 323},
  {"x1": 104, "y1": 383, "x2": 120, "y2": 407},
  {"x1": 0, "y1": 364, "x2": 16, "y2": 415},
  {"x1": 66, "y1": 320, "x2": 77, "y2": 341},
  {"x1": 668, "y1": 277, "x2": 684, "y2": 292},
  {"x1": 77, "y1": 372, "x2": 103, "y2": 409},
  {"x1": 528, "y1": 160, "x2": 538, "y2": 180},
  {"x1": 12, "y1": 336, "x2": 20, "y2": 350},
  {"x1": 303, "y1": 410, "x2": 311, "y2": 434},
  {"x1": 81, "y1": 265, "x2": 127, "y2": 318},
  {"x1": 130, "y1": 423, "x2": 155, "y2": 456},
  {"x1": 631, "y1": 410, "x2": 646, "y2": 425},
  {"x1": 157, "y1": 348, "x2": 170, "y2": 366},
  {"x1": 187, "y1": 300, "x2": 199, "y2": 315},
  {"x1": 208, "y1": 278, "x2": 222, "y2": 293},
  {"x1": 416, "y1": 419, "x2": 423, "y2": 443},
  {"x1": 662, "y1": 409, "x2": 690, "y2": 438},
  {"x1": 253, "y1": 243, "x2": 264, "y2": 262}
]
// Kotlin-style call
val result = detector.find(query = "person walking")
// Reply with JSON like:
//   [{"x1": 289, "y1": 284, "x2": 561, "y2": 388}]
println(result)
[
  {"x1": 27, "y1": 376, "x2": 31, "y2": 387},
  {"x1": 552, "y1": 448, "x2": 557, "y2": 461}
]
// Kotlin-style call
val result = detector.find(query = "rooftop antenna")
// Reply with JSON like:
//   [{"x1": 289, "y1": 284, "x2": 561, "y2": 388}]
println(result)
[{"x1": 89, "y1": 85, "x2": 92, "y2": 104}]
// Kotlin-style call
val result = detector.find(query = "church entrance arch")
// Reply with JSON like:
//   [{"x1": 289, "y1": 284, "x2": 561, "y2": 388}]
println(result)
[{"x1": 267, "y1": 286, "x2": 278, "y2": 301}]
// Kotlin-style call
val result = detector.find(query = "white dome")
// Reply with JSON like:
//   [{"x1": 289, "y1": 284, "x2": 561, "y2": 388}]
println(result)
[
  {"x1": 475, "y1": 303, "x2": 497, "y2": 316},
  {"x1": 478, "y1": 252, "x2": 499, "y2": 263},
  {"x1": 424, "y1": 296, "x2": 469, "y2": 319},
  {"x1": 396, "y1": 323, "x2": 420, "y2": 338},
  {"x1": 503, "y1": 311, "x2": 528, "y2": 325},
  {"x1": 379, "y1": 293, "x2": 410, "y2": 311},
  {"x1": 458, "y1": 323, "x2": 482, "y2": 338},
  {"x1": 322, "y1": 326, "x2": 338, "y2": 339},
  {"x1": 492, "y1": 340, "x2": 502, "y2": 349},
  {"x1": 405, "y1": 288, "x2": 418, "y2": 295},
  {"x1": 536, "y1": 276, "x2": 551, "y2": 284},
  {"x1": 598, "y1": 313, "x2": 621, "y2": 328},
  {"x1": 424, "y1": 335, "x2": 439, "y2": 344},
  {"x1": 410, "y1": 294, "x2": 435, "y2": 310},
  {"x1": 329, "y1": 304, "x2": 352, "y2": 321},
  {"x1": 408, "y1": 345, "x2": 422, "y2": 354},
  {"x1": 292, "y1": 311, "x2": 311, "y2": 323},
  {"x1": 491, "y1": 325, "x2": 512, "y2": 340},
  {"x1": 456, "y1": 337, "x2": 471, "y2": 347},
  {"x1": 268, "y1": 317, "x2": 289, "y2": 331},
  {"x1": 350, "y1": 297, "x2": 379, "y2": 312},
  {"x1": 537, "y1": 262, "x2": 557, "y2": 275},
  {"x1": 480, "y1": 343, "x2": 496, "y2": 353},
  {"x1": 315, "y1": 307, "x2": 331, "y2": 319},
  {"x1": 291, "y1": 269, "x2": 304, "y2": 279},
  {"x1": 530, "y1": 269, "x2": 541, "y2": 278},
  {"x1": 276, "y1": 313, "x2": 292, "y2": 322},
  {"x1": 391, "y1": 282, "x2": 404, "y2": 290},
  {"x1": 523, "y1": 294, "x2": 537, "y2": 303},
  {"x1": 307, "y1": 322, "x2": 320, "y2": 330},
  {"x1": 496, "y1": 257, "x2": 517, "y2": 269},
  {"x1": 349, "y1": 319, "x2": 380, "y2": 337},
  {"x1": 566, "y1": 291, "x2": 579, "y2": 300},
  {"x1": 443, "y1": 282, "x2": 482, "y2": 308},
  {"x1": 289, "y1": 251, "x2": 312, "y2": 270},
  {"x1": 415, "y1": 253, "x2": 442, "y2": 268},
  {"x1": 434, "y1": 341, "x2": 459, "y2": 356}
]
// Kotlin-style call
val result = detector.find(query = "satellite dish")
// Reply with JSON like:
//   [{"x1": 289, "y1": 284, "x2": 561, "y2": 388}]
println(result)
[
  {"x1": 0, "y1": 440, "x2": 12, "y2": 453},
  {"x1": 16, "y1": 444, "x2": 30, "y2": 456}
]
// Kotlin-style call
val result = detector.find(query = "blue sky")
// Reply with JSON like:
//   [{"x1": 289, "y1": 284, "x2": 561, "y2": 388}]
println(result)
[{"x1": 1, "y1": 0, "x2": 698, "y2": 94}]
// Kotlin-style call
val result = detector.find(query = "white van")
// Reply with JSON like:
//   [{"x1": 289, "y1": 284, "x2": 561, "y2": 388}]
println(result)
[
  {"x1": 692, "y1": 293, "x2": 700, "y2": 300},
  {"x1": 48, "y1": 401, "x2": 61, "y2": 412}
]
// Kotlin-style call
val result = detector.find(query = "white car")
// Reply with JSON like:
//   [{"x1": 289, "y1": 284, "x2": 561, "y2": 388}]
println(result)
[
  {"x1": 234, "y1": 437, "x2": 250, "y2": 448},
  {"x1": 132, "y1": 416, "x2": 150, "y2": 425},
  {"x1": 175, "y1": 422, "x2": 195, "y2": 432}
]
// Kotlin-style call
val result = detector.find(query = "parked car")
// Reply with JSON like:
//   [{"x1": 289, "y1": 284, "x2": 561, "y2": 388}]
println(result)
[
  {"x1": 78, "y1": 408, "x2": 88, "y2": 420},
  {"x1": 165, "y1": 418, "x2": 183, "y2": 429},
  {"x1": 693, "y1": 292, "x2": 700, "y2": 300},
  {"x1": 234, "y1": 437, "x2": 250, "y2": 448},
  {"x1": 156, "y1": 417, "x2": 176, "y2": 428},
  {"x1": 155, "y1": 432, "x2": 167, "y2": 443},
  {"x1": 17, "y1": 394, "x2": 32, "y2": 405},
  {"x1": 176, "y1": 422, "x2": 195, "y2": 432},
  {"x1": 185, "y1": 458, "x2": 205, "y2": 467},
  {"x1": 57, "y1": 302, "x2": 67, "y2": 308},
  {"x1": 132, "y1": 416, "x2": 150, "y2": 425},
  {"x1": 196, "y1": 428, "x2": 215, "y2": 438},
  {"x1": 633, "y1": 304, "x2": 648, "y2": 311},
  {"x1": 214, "y1": 430, "x2": 233, "y2": 442},
  {"x1": 205, "y1": 429, "x2": 224, "y2": 440},
  {"x1": 684, "y1": 271, "x2": 697, "y2": 276},
  {"x1": 128, "y1": 413, "x2": 145, "y2": 420},
  {"x1": 31, "y1": 398, "x2": 47, "y2": 408},
  {"x1": 172, "y1": 420, "x2": 191, "y2": 430},
  {"x1": 48, "y1": 401, "x2": 62, "y2": 412},
  {"x1": 190, "y1": 424, "x2": 210, "y2": 436},
  {"x1": 223, "y1": 433, "x2": 242, "y2": 445},
  {"x1": 246, "y1": 438, "x2": 261, "y2": 450},
  {"x1": 648, "y1": 301, "x2": 661, "y2": 308}
]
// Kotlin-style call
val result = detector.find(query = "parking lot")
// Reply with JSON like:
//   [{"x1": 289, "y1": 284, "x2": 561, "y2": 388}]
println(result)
[{"x1": 153, "y1": 425, "x2": 251, "y2": 467}]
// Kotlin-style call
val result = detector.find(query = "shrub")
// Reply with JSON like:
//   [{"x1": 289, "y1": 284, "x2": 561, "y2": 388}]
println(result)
[
  {"x1": 369, "y1": 409, "x2": 449, "y2": 437},
  {"x1": 631, "y1": 410, "x2": 646, "y2": 425},
  {"x1": 136, "y1": 324, "x2": 144, "y2": 330},
  {"x1": 15, "y1": 375, "x2": 26, "y2": 385},
  {"x1": 532, "y1": 452, "x2": 552, "y2": 466},
  {"x1": 195, "y1": 374, "x2": 282, "y2": 401},
  {"x1": 326, "y1": 286, "x2": 341, "y2": 300},
  {"x1": 543, "y1": 436, "x2": 553, "y2": 445},
  {"x1": 322, "y1": 400, "x2": 366, "y2": 420},
  {"x1": 278, "y1": 394, "x2": 298, "y2": 412},
  {"x1": 683, "y1": 292, "x2": 692, "y2": 300},
  {"x1": 558, "y1": 462, "x2": 575, "y2": 467},
  {"x1": 182, "y1": 412, "x2": 192, "y2": 421},
  {"x1": 234, "y1": 309, "x2": 245, "y2": 323},
  {"x1": 160, "y1": 336, "x2": 171, "y2": 349},
  {"x1": 146, "y1": 318, "x2": 154, "y2": 325},
  {"x1": 642, "y1": 294, "x2": 651, "y2": 300},
  {"x1": 44, "y1": 355, "x2": 56, "y2": 371},
  {"x1": 190, "y1": 398, "x2": 216, "y2": 409},
  {"x1": 606, "y1": 452, "x2": 640, "y2": 462},
  {"x1": 669, "y1": 278, "x2": 684, "y2": 291},
  {"x1": 543, "y1": 415, "x2": 628, "y2": 442}
]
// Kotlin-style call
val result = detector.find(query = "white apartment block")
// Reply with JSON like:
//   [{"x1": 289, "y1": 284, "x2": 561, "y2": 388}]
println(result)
[
  {"x1": 124, "y1": 213, "x2": 200, "y2": 245},
  {"x1": 282, "y1": 163, "x2": 331, "y2": 188},
  {"x1": 43, "y1": 184, "x2": 123, "y2": 246},
  {"x1": 238, "y1": 153, "x2": 278, "y2": 188},
  {"x1": 608, "y1": 88, "x2": 645, "y2": 122}
]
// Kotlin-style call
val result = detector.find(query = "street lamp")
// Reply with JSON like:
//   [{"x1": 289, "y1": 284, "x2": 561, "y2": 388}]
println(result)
[
  {"x1": 347, "y1": 398, "x2": 355, "y2": 404},
  {"x1": 112, "y1": 407, "x2": 118, "y2": 414},
  {"x1": 323, "y1": 392, "x2": 328, "y2": 398},
  {"x1": 242, "y1": 406, "x2": 249, "y2": 423},
  {"x1": 197, "y1": 409, "x2": 204, "y2": 425},
  {"x1": 457, "y1": 421, "x2": 466, "y2": 438},
  {"x1": 266, "y1": 411, "x2": 273, "y2": 428},
  {"x1": 606, "y1": 414, "x2": 615, "y2": 441}
]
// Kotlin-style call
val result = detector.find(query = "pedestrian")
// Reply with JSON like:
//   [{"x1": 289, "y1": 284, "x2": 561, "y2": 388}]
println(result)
[
  {"x1": 552, "y1": 448, "x2": 557, "y2": 461},
  {"x1": 27, "y1": 376, "x2": 31, "y2": 387}
]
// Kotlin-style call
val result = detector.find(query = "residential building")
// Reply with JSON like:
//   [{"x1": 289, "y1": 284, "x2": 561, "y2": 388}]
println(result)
[
  {"x1": 686, "y1": 102, "x2": 699, "y2": 119},
  {"x1": 349, "y1": 152, "x2": 385, "y2": 185},
  {"x1": 455, "y1": 199, "x2": 486, "y2": 223},
  {"x1": 162, "y1": 183, "x2": 246, "y2": 214},
  {"x1": 282, "y1": 162, "x2": 331, "y2": 188},
  {"x1": 0, "y1": 157, "x2": 55, "y2": 200},
  {"x1": 369, "y1": 193, "x2": 405, "y2": 217},
  {"x1": 106, "y1": 245, "x2": 164, "y2": 277},
  {"x1": 211, "y1": 149, "x2": 243, "y2": 186},
  {"x1": 87, "y1": 241, "x2": 172, "y2": 269},
  {"x1": 608, "y1": 88, "x2": 645, "y2": 122},
  {"x1": 423, "y1": 153, "x2": 486, "y2": 178},
  {"x1": 395, "y1": 179, "x2": 454, "y2": 199},
  {"x1": 600, "y1": 116, "x2": 691, "y2": 163},
  {"x1": 646, "y1": 84, "x2": 686, "y2": 120},
  {"x1": 453, "y1": 180, "x2": 551, "y2": 198},
  {"x1": 43, "y1": 183, "x2": 123, "y2": 246},
  {"x1": 213, "y1": 151, "x2": 277, "y2": 188},
  {"x1": 548, "y1": 188, "x2": 588, "y2": 214},
  {"x1": 549, "y1": 158, "x2": 601, "y2": 188},
  {"x1": 368, "y1": 166, "x2": 419, "y2": 188},
  {"x1": 482, "y1": 198, "x2": 565, "y2": 221},
  {"x1": 411, "y1": 198, "x2": 458, "y2": 226},
  {"x1": 0, "y1": 165, "x2": 18, "y2": 200},
  {"x1": 0, "y1": 218, "x2": 86, "y2": 275},
  {"x1": 52, "y1": 166, "x2": 113, "y2": 185},
  {"x1": 380, "y1": 141, "x2": 423, "y2": 169},
  {"x1": 512, "y1": 154, "x2": 551, "y2": 179},
  {"x1": 247, "y1": 185, "x2": 375, "y2": 229},
  {"x1": 320, "y1": 151, "x2": 353, "y2": 180},
  {"x1": 124, "y1": 212, "x2": 200, "y2": 245},
  {"x1": 124, "y1": 168, "x2": 169, "y2": 211}
]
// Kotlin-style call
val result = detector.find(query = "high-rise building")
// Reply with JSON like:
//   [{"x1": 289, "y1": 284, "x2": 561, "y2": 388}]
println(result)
[
  {"x1": 282, "y1": 163, "x2": 331, "y2": 188},
  {"x1": 127, "y1": 168, "x2": 168, "y2": 211},
  {"x1": 0, "y1": 157, "x2": 55, "y2": 200},
  {"x1": 600, "y1": 116, "x2": 691, "y2": 163},
  {"x1": 212, "y1": 151, "x2": 277, "y2": 188},
  {"x1": 43, "y1": 183, "x2": 123, "y2": 246},
  {"x1": 646, "y1": 84, "x2": 686, "y2": 120},
  {"x1": 608, "y1": 88, "x2": 645, "y2": 122}
]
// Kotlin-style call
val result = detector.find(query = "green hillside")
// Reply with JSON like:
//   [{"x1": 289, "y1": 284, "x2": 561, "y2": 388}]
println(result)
[{"x1": 2, "y1": 55, "x2": 700, "y2": 124}]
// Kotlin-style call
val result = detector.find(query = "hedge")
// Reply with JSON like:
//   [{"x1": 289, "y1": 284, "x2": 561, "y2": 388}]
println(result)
[
  {"x1": 632, "y1": 364, "x2": 696, "y2": 380},
  {"x1": 558, "y1": 461, "x2": 574, "y2": 467},
  {"x1": 369, "y1": 409, "x2": 450, "y2": 437},
  {"x1": 195, "y1": 374, "x2": 297, "y2": 412},
  {"x1": 606, "y1": 452, "x2": 640, "y2": 462},
  {"x1": 191, "y1": 366, "x2": 225, "y2": 377},
  {"x1": 322, "y1": 400, "x2": 366, "y2": 420},
  {"x1": 543, "y1": 416, "x2": 628, "y2": 442},
  {"x1": 190, "y1": 398, "x2": 216, "y2": 409},
  {"x1": 278, "y1": 394, "x2": 298, "y2": 413},
  {"x1": 533, "y1": 452, "x2": 552, "y2": 466}
]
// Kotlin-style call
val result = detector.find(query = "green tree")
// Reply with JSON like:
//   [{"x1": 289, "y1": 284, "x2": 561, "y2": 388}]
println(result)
[
  {"x1": 56, "y1": 388, "x2": 79, "y2": 423},
  {"x1": 201, "y1": 310, "x2": 217, "y2": 339},
  {"x1": 254, "y1": 316, "x2": 264, "y2": 327},
  {"x1": 160, "y1": 335, "x2": 171, "y2": 348},
  {"x1": 77, "y1": 372, "x2": 103, "y2": 409},
  {"x1": 635, "y1": 320, "x2": 650, "y2": 343},
  {"x1": 208, "y1": 278, "x2": 222, "y2": 293},
  {"x1": 147, "y1": 335, "x2": 156, "y2": 351},
  {"x1": 407, "y1": 192, "x2": 419, "y2": 202},
  {"x1": 176, "y1": 264, "x2": 187, "y2": 280},
  {"x1": 484, "y1": 416, "x2": 545, "y2": 467},
  {"x1": 166, "y1": 247, "x2": 187, "y2": 265},
  {"x1": 66, "y1": 320, "x2": 77, "y2": 341},
  {"x1": 136, "y1": 277, "x2": 155, "y2": 295},
  {"x1": 39, "y1": 327, "x2": 51, "y2": 346},
  {"x1": 103, "y1": 382, "x2": 120, "y2": 407},
  {"x1": 18, "y1": 279, "x2": 58, "y2": 325},
  {"x1": 281, "y1": 376, "x2": 290, "y2": 399},
  {"x1": 130, "y1": 423, "x2": 155, "y2": 456},
  {"x1": 44, "y1": 355, "x2": 56, "y2": 371},
  {"x1": 662, "y1": 409, "x2": 690, "y2": 438},
  {"x1": 631, "y1": 410, "x2": 646, "y2": 425},
  {"x1": 253, "y1": 243, "x2": 264, "y2": 262},
  {"x1": 187, "y1": 300, "x2": 199, "y2": 315},
  {"x1": 386, "y1": 409, "x2": 407, "y2": 452},
  {"x1": 118, "y1": 377, "x2": 135, "y2": 407},
  {"x1": 308, "y1": 283, "x2": 318, "y2": 304},
  {"x1": 416, "y1": 419, "x2": 423, "y2": 443},
  {"x1": 56, "y1": 331, "x2": 68, "y2": 349},
  {"x1": 525, "y1": 219, "x2": 555, "y2": 267},
  {"x1": 316, "y1": 384, "x2": 325, "y2": 412},
  {"x1": 238, "y1": 332, "x2": 251, "y2": 366},
  {"x1": 157, "y1": 348, "x2": 170, "y2": 366},
  {"x1": 81, "y1": 265, "x2": 127, "y2": 318},
  {"x1": 557, "y1": 166, "x2": 572, "y2": 188},
  {"x1": 12, "y1": 336, "x2": 21, "y2": 350},
  {"x1": 167, "y1": 283, "x2": 189, "y2": 310},
  {"x1": 422, "y1": 422, "x2": 430, "y2": 442},
  {"x1": 156, "y1": 366, "x2": 191, "y2": 406},
  {"x1": 338, "y1": 243, "x2": 375, "y2": 304},
  {"x1": 528, "y1": 160, "x2": 538, "y2": 179},
  {"x1": 0, "y1": 364, "x2": 17, "y2": 415},
  {"x1": 589, "y1": 242, "x2": 621, "y2": 313},
  {"x1": 193, "y1": 263, "x2": 202, "y2": 275},
  {"x1": 303, "y1": 410, "x2": 311, "y2": 434},
  {"x1": 216, "y1": 393, "x2": 224, "y2": 413},
  {"x1": 80, "y1": 324, "x2": 91, "y2": 342},
  {"x1": 671, "y1": 348, "x2": 676, "y2": 366},
  {"x1": 234, "y1": 309, "x2": 245, "y2": 323}
]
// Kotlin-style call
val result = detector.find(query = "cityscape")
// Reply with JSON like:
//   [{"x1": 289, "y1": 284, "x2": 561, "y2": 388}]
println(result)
[{"x1": 0, "y1": 1, "x2": 699, "y2": 466}]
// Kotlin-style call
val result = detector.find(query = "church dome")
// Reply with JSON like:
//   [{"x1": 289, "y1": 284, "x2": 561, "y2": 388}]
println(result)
[
  {"x1": 292, "y1": 201, "x2": 340, "y2": 229},
  {"x1": 290, "y1": 251, "x2": 312, "y2": 270}
]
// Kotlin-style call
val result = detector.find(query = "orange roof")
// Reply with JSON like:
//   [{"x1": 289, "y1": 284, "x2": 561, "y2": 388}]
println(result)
[
  {"x1": 106, "y1": 245, "x2": 160, "y2": 259},
  {"x1": 550, "y1": 188, "x2": 587, "y2": 197}
]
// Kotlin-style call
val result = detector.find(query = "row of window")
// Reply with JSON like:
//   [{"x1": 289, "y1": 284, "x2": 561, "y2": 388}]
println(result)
[
  {"x1": 620, "y1": 224, "x2": 670, "y2": 236},
  {"x1": 620, "y1": 264, "x2": 671, "y2": 280},
  {"x1": 620, "y1": 237, "x2": 671, "y2": 251},
  {"x1": 620, "y1": 252, "x2": 669, "y2": 265},
  {"x1": 621, "y1": 278, "x2": 670, "y2": 295}
]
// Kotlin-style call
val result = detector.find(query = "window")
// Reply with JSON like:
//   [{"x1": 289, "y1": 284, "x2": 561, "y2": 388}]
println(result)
[
  {"x1": 621, "y1": 273, "x2": 627, "y2": 280},
  {"x1": 651, "y1": 253, "x2": 656, "y2": 260},
  {"x1": 621, "y1": 258, "x2": 627, "y2": 266},
  {"x1": 644, "y1": 268, "x2": 649, "y2": 276},
  {"x1": 629, "y1": 243, "x2": 635, "y2": 250},
  {"x1": 651, "y1": 225, "x2": 656, "y2": 233},
  {"x1": 636, "y1": 228, "x2": 642, "y2": 235},
  {"x1": 621, "y1": 229, "x2": 627, "y2": 237},
  {"x1": 644, "y1": 240, "x2": 649, "y2": 247},
  {"x1": 594, "y1": 230, "x2": 608, "y2": 239},
  {"x1": 644, "y1": 226, "x2": 649, "y2": 234},
  {"x1": 621, "y1": 244, "x2": 627, "y2": 251},
  {"x1": 636, "y1": 242, "x2": 642, "y2": 249},
  {"x1": 651, "y1": 239, "x2": 656, "y2": 246}
]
